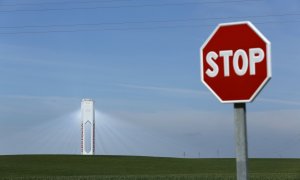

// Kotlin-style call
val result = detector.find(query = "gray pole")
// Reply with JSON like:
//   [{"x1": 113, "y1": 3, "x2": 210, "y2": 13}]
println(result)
[{"x1": 234, "y1": 103, "x2": 248, "y2": 180}]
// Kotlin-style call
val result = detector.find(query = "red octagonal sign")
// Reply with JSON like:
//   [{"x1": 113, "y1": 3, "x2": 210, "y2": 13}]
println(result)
[{"x1": 200, "y1": 21, "x2": 271, "y2": 103}]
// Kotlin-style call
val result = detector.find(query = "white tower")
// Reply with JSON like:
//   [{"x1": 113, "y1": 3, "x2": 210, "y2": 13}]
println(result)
[{"x1": 81, "y1": 99, "x2": 95, "y2": 155}]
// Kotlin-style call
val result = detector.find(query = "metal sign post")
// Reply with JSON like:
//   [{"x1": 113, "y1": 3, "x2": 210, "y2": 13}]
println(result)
[{"x1": 234, "y1": 103, "x2": 248, "y2": 180}]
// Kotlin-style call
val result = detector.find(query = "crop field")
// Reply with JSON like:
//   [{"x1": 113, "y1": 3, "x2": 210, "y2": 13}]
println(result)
[{"x1": 0, "y1": 155, "x2": 299, "y2": 180}]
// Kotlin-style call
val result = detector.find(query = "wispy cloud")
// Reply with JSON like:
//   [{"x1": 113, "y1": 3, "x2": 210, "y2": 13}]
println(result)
[
  {"x1": 117, "y1": 83, "x2": 209, "y2": 97},
  {"x1": 0, "y1": 94, "x2": 79, "y2": 101},
  {"x1": 0, "y1": 43, "x2": 99, "y2": 71},
  {"x1": 257, "y1": 98, "x2": 300, "y2": 106}
]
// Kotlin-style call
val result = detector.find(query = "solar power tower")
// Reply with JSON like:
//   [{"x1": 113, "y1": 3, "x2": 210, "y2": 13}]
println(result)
[{"x1": 81, "y1": 99, "x2": 95, "y2": 155}]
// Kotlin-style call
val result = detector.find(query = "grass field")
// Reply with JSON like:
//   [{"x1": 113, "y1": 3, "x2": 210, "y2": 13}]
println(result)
[{"x1": 0, "y1": 155, "x2": 299, "y2": 179}]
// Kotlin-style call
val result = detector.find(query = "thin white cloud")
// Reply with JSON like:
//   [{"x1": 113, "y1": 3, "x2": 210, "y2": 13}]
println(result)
[
  {"x1": 117, "y1": 83, "x2": 209, "y2": 97},
  {"x1": 0, "y1": 94, "x2": 79, "y2": 101},
  {"x1": 257, "y1": 97, "x2": 300, "y2": 106},
  {"x1": 0, "y1": 43, "x2": 98, "y2": 71}
]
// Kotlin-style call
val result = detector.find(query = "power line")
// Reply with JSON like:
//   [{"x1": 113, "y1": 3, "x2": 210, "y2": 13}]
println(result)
[
  {"x1": 0, "y1": 12, "x2": 299, "y2": 29},
  {"x1": 0, "y1": 0, "x2": 134, "y2": 7},
  {"x1": 0, "y1": 0, "x2": 261, "y2": 13},
  {"x1": 0, "y1": 19, "x2": 299, "y2": 35}
]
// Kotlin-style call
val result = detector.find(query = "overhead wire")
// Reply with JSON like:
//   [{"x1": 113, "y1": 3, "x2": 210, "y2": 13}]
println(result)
[
  {"x1": 1, "y1": 19, "x2": 300, "y2": 35},
  {"x1": 0, "y1": 0, "x2": 262, "y2": 13},
  {"x1": 0, "y1": 0, "x2": 297, "y2": 35},
  {"x1": 0, "y1": 0, "x2": 135, "y2": 7},
  {"x1": 0, "y1": 12, "x2": 299, "y2": 29}
]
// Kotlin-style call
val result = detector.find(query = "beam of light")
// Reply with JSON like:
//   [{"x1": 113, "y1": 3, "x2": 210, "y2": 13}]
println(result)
[
  {"x1": 94, "y1": 110, "x2": 189, "y2": 157},
  {"x1": 0, "y1": 107, "x2": 188, "y2": 157},
  {"x1": 1, "y1": 106, "x2": 299, "y2": 158},
  {"x1": 0, "y1": 109, "x2": 81, "y2": 155}
]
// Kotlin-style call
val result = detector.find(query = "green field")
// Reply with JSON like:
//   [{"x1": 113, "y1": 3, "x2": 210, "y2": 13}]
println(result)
[{"x1": 0, "y1": 155, "x2": 299, "y2": 180}]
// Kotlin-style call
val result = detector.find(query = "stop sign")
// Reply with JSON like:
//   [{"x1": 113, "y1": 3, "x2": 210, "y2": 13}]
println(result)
[{"x1": 200, "y1": 21, "x2": 271, "y2": 103}]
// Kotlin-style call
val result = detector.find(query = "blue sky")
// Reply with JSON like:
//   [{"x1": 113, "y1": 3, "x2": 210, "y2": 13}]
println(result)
[{"x1": 0, "y1": 0, "x2": 300, "y2": 158}]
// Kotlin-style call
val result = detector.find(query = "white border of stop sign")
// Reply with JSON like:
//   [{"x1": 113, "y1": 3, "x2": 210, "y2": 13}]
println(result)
[{"x1": 200, "y1": 21, "x2": 271, "y2": 103}]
